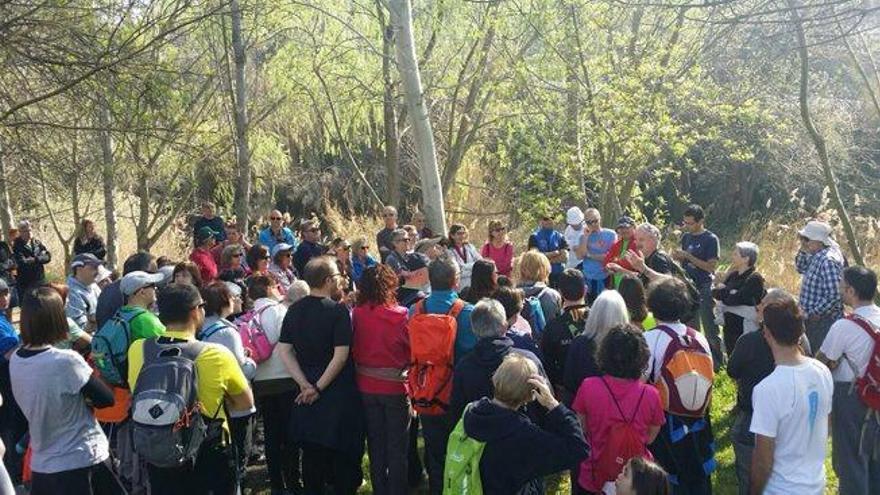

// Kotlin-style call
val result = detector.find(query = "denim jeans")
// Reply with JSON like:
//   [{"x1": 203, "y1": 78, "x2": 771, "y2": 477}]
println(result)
[
  {"x1": 731, "y1": 409, "x2": 753, "y2": 495},
  {"x1": 832, "y1": 382, "x2": 880, "y2": 495},
  {"x1": 691, "y1": 283, "x2": 723, "y2": 368}
]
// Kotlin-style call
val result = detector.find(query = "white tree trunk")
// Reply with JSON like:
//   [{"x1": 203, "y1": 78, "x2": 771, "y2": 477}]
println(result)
[
  {"x1": 0, "y1": 139, "x2": 14, "y2": 243},
  {"x1": 98, "y1": 98, "x2": 118, "y2": 270},
  {"x1": 388, "y1": 0, "x2": 447, "y2": 236},
  {"x1": 230, "y1": 0, "x2": 252, "y2": 233}
]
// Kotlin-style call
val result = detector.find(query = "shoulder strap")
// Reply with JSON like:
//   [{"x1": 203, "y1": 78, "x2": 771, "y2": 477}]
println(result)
[
  {"x1": 600, "y1": 377, "x2": 628, "y2": 422},
  {"x1": 846, "y1": 314, "x2": 879, "y2": 337},
  {"x1": 655, "y1": 324, "x2": 678, "y2": 341},
  {"x1": 413, "y1": 299, "x2": 426, "y2": 316},
  {"x1": 198, "y1": 320, "x2": 227, "y2": 341},
  {"x1": 448, "y1": 299, "x2": 465, "y2": 318}
]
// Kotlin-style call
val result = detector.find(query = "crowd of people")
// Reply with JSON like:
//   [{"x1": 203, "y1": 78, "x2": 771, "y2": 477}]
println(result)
[{"x1": 0, "y1": 200, "x2": 876, "y2": 495}]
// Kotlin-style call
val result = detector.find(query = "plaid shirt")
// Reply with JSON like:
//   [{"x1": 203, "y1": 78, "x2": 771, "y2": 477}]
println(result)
[{"x1": 796, "y1": 247, "x2": 844, "y2": 317}]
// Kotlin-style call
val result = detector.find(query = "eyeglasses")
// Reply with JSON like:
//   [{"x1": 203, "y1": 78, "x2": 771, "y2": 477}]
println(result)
[
  {"x1": 270, "y1": 216, "x2": 283, "y2": 221},
  {"x1": 231, "y1": 253, "x2": 243, "y2": 258},
  {"x1": 585, "y1": 219, "x2": 599, "y2": 225}
]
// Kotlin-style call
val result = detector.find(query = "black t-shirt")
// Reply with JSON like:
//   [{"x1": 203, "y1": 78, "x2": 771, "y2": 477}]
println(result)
[{"x1": 279, "y1": 295, "x2": 352, "y2": 369}]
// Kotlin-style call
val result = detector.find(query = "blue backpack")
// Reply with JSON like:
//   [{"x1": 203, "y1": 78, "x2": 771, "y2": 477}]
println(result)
[
  {"x1": 92, "y1": 307, "x2": 147, "y2": 385},
  {"x1": 520, "y1": 289, "x2": 547, "y2": 338}
]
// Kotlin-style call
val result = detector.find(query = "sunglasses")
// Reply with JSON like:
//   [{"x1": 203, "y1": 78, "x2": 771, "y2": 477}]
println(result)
[
  {"x1": 260, "y1": 255, "x2": 271, "y2": 260},
  {"x1": 270, "y1": 217, "x2": 283, "y2": 221},
  {"x1": 361, "y1": 246, "x2": 369, "y2": 250},
  {"x1": 231, "y1": 253, "x2": 243, "y2": 258},
  {"x1": 585, "y1": 219, "x2": 599, "y2": 225}
]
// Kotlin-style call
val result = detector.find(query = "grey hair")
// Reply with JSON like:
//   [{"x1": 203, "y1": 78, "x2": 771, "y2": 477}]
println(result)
[
  {"x1": 284, "y1": 280, "x2": 311, "y2": 307},
  {"x1": 471, "y1": 298, "x2": 508, "y2": 338},
  {"x1": 585, "y1": 290, "x2": 630, "y2": 347},
  {"x1": 763, "y1": 287, "x2": 795, "y2": 305},
  {"x1": 428, "y1": 256, "x2": 459, "y2": 291},
  {"x1": 735, "y1": 241, "x2": 759, "y2": 267},
  {"x1": 392, "y1": 228, "x2": 409, "y2": 242},
  {"x1": 636, "y1": 223, "x2": 661, "y2": 243}
]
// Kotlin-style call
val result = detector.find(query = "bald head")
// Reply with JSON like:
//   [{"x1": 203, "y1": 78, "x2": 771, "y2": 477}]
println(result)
[{"x1": 270, "y1": 210, "x2": 284, "y2": 229}]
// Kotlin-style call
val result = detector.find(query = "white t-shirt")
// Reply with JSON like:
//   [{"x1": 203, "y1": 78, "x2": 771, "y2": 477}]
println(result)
[
  {"x1": 643, "y1": 321, "x2": 712, "y2": 382},
  {"x1": 750, "y1": 358, "x2": 833, "y2": 495},
  {"x1": 818, "y1": 305, "x2": 880, "y2": 382},
  {"x1": 252, "y1": 298, "x2": 291, "y2": 382},
  {"x1": 564, "y1": 225, "x2": 586, "y2": 269}
]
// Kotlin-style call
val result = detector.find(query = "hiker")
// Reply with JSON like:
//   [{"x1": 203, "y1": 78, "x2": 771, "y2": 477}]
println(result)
[
  {"x1": 563, "y1": 290, "x2": 630, "y2": 405},
  {"x1": 604, "y1": 216, "x2": 640, "y2": 290},
  {"x1": 293, "y1": 219, "x2": 324, "y2": 276},
  {"x1": 643, "y1": 277, "x2": 715, "y2": 494},
  {"x1": 199, "y1": 282, "x2": 258, "y2": 490},
  {"x1": 65, "y1": 253, "x2": 103, "y2": 333},
  {"x1": 517, "y1": 250, "x2": 563, "y2": 324},
  {"x1": 0, "y1": 394, "x2": 13, "y2": 494},
  {"x1": 631, "y1": 223, "x2": 676, "y2": 283},
  {"x1": 277, "y1": 256, "x2": 365, "y2": 495},
  {"x1": 564, "y1": 206, "x2": 588, "y2": 270},
  {"x1": 448, "y1": 353, "x2": 589, "y2": 494},
  {"x1": 540, "y1": 268, "x2": 589, "y2": 403},
  {"x1": 13, "y1": 220, "x2": 51, "y2": 296},
  {"x1": 212, "y1": 222, "x2": 251, "y2": 268},
  {"x1": 247, "y1": 244, "x2": 272, "y2": 278},
  {"x1": 481, "y1": 220, "x2": 514, "y2": 277},
  {"x1": 247, "y1": 275, "x2": 300, "y2": 495},
  {"x1": 750, "y1": 296, "x2": 833, "y2": 495},
  {"x1": 447, "y1": 298, "x2": 546, "y2": 429},
  {"x1": 172, "y1": 261, "x2": 204, "y2": 289},
  {"x1": 796, "y1": 219, "x2": 845, "y2": 351},
  {"x1": 192, "y1": 202, "x2": 226, "y2": 243},
  {"x1": 47, "y1": 283, "x2": 92, "y2": 351},
  {"x1": 0, "y1": 237, "x2": 15, "y2": 314},
  {"x1": 712, "y1": 241, "x2": 766, "y2": 354},
  {"x1": 350, "y1": 238, "x2": 377, "y2": 286},
  {"x1": 128, "y1": 283, "x2": 254, "y2": 493},
  {"x1": 73, "y1": 218, "x2": 107, "y2": 260},
  {"x1": 412, "y1": 211, "x2": 433, "y2": 240},
  {"x1": 402, "y1": 225, "x2": 419, "y2": 249},
  {"x1": 615, "y1": 457, "x2": 672, "y2": 495},
  {"x1": 217, "y1": 244, "x2": 249, "y2": 288},
  {"x1": 581, "y1": 208, "x2": 617, "y2": 301},
  {"x1": 386, "y1": 228, "x2": 413, "y2": 276},
  {"x1": 817, "y1": 266, "x2": 880, "y2": 495},
  {"x1": 527, "y1": 213, "x2": 568, "y2": 288},
  {"x1": 0, "y1": 279, "x2": 24, "y2": 486},
  {"x1": 11, "y1": 287, "x2": 117, "y2": 494},
  {"x1": 728, "y1": 289, "x2": 812, "y2": 495},
  {"x1": 190, "y1": 226, "x2": 220, "y2": 284},
  {"x1": 460, "y1": 259, "x2": 499, "y2": 304},
  {"x1": 446, "y1": 223, "x2": 482, "y2": 290},
  {"x1": 330, "y1": 238, "x2": 356, "y2": 294},
  {"x1": 619, "y1": 275, "x2": 656, "y2": 330},
  {"x1": 407, "y1": 257, "x2": 475, "y2": 495},
  {"x1": 672, "y1": 204, "x2": 723, "y2": 366},
  {"x1": 259, "y1": 210, "x2": 297, "y2": 252},
  {"x1": 351, "y1": 265, "x2": 411, "y2": 495},
  {"x1": 377, "y1": 206, "x2": 399, "y2": 263},
  {"x1": 269, "y1": 243, "x2": 296, "y2": 294},
  {"x1": 414, "y1": 236, "x2": 445, "y2": 261},
  {"x1": 95, "y1": 252, "x2": 157, "y2": 331},
  {"x1": 571, "y1": 324, "x2": 665, "y2": 495}
]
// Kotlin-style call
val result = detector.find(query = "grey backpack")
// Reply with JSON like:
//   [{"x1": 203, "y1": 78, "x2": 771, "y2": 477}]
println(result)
[{"x1": 131, "y1": 338, "x2": 217, "y2": 468}]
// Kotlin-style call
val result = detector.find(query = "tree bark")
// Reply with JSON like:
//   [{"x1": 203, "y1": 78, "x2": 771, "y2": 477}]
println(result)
[
  {"x1": 98, "y1": 97, "x2": 118, "y2": 270},
  {"x1": 388, "y1": 0, "x2": 447, "y2": 235},
  {"x1": 789, "y1": 0, "x2": 865, "y2": 266},
  {"x1": 377, "y1": 2, "x2": 401, "y2": 207},
  {"x1": 0, "y1": 139, "x2": 14, "y2": 243},
  {"x1": 230, "y1": 0, "x2": 252, "y2": 233}
]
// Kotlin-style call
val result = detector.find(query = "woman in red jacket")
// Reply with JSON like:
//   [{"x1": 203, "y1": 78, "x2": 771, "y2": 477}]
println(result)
[{"x1": 351, "y1": 265, "x2": 411, "y2": 495}]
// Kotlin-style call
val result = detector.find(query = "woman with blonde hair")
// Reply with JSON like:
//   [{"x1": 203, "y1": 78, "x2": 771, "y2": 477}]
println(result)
[
  {"x1": 517, "y1": 250, "x2": 562, "y2": 322},
  {"x1": 481, "y1": 220, "x2": 514, "y2": 277}
]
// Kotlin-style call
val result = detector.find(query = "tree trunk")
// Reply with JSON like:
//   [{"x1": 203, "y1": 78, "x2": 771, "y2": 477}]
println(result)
[
  {"x1": 0, "y1": 139, "x2": 14, "y2": 243},
  {"x1": 377, "y1": 2, "x2": 401, "y2": 207},
  {"x1": 98, "y1": 98, "x2": 118, "y2": 270},
  {"x1": 789, "y1": 0, "x2": 865, "y2": 266},
  {"x1": 388, "y1": 0, "x2": 447, "y2": 235},
  {"x1": 230, "y1": 0, "x2": 252, "y2": 233}
]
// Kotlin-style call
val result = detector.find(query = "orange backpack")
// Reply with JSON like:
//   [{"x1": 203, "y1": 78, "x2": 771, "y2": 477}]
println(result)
[
  {"x1": 406, "y1": 299, "x2": 463, "y2": 415},
  {"x1": 653, "y1": 325, "x2": 714, "y2": 418}
]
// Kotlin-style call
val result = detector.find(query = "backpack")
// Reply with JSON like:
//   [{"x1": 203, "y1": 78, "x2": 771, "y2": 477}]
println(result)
[
  {"x1": 654, "y1": 325, "x2": 714, "y2": 418},
  {"x1": 593, "y1": 378, "x2": 647, "y2": 485},
  {"x1": 92, "y1": 307, "x2": 147, "y2": 385},
  {"x1": 235, "y1": 304, "x2": 277, "y2": 364},
  {"x1": 131, "y1": 338, "x2": 215, "y2": 468},
  {"x1": 443, "y1": 405, "x2": 485, "y2": 495},
  {"x1": 197, "y1": 320, "x2": 227, "y2": 342},
  {"x1": 520, "y1": 288, "x2": 547, "y2": 337},
  {"x1": 844, "y1": 314, "x2": 880, "y2": 411},
  {"x1": 406, "y1": 299, "x2": 463, "y2": 415}
]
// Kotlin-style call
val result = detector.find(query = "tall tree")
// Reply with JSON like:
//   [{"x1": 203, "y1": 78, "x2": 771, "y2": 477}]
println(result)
[{"x1": 230, "y1": 0, "x2": 252, "y2": 232}]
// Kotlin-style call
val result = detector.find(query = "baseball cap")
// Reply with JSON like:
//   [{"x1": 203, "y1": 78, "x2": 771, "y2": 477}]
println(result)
[
  {"x1": 798, "y1": 220, "x2": 833, "y2": 245},
  {"x1": 70, "y1": 253, "x2": 103, "y2": 270},
  {"x1": 616, "y1": 216, "x2": 636, "y2": 228},
  {"x1": 195, "y1": 226, "x2": 219, "y2": 243},
  {"x1": 223, "y1": 281, "x2": 243, "y2": 298},
  {"x1": 566, "y1": 206, "x2": 585, "y2": 226},
  {"x1": 96, "y1": 265, "x2": 113, "y2": 284},
  {"x1": 121, "y1": 270, "x2": 166, "y2": 296},
  {"x1": 405, "y1": 252, "x2": 430, "y2": 271},
  {"x1": 158, "y1": 265, "x2": 176, "y2": 286},
  {"x1": 271, "y1": 243, "x2": 294, "y2": 258}
]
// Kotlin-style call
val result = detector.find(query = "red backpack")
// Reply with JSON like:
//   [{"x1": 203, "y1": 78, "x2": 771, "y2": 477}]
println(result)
[
  {"x1": 405, "y1": 299, "x2": 463, "y2": 416},
  {"x1": 654, "y1": 326, "x2": 714, "y2": 418},
  {"x1": 845, "y1": 314, "x2": 880, "y2": 411},
  {"x1": 593, "y1": 377, "x2": 648, "y2": 485}
]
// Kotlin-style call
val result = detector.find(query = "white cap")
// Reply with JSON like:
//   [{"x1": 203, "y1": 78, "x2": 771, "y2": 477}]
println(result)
[
  {"x1": 566, "y1": 206, "x2": 585, "y2": 226},
  {"x1": 96, "y1": 265, "x2": 113, "y2": 284},
  {"x1": 158, "y1": 265, "x2": 176, "y2": 286},
  {"x1": 271, "y1": 243, "x2": 294, "y2": 258},
  {"x1": 798, "y1": 220, "x2": 834, "y2": 246},
  {"x1": 121, "y1": 271, "x2": 166, "y2": 296}
]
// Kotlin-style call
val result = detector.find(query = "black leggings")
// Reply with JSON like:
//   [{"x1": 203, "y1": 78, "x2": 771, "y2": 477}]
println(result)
[
  {"x1": 31, "y1": 461, "x2": 122, "y2": 495},
  {"x1": 257, "y1": 390, "x2": 300, "y2": 492},
  {"x1": 301, "y1": 442, "x2": 362, "y2": 495}
]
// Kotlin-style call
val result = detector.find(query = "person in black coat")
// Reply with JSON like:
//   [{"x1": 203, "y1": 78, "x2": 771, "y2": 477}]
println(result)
[
  {"x1": 447, "y1": 298, "x2": 546, "y2": 429},
  {"x1": 12, "y1": 221, "x2": 50, "y2": 294},
  {"x1": 459, "y1": 353, "x2": 589, "y2": 494},
  {"x1": 72, "y1": 219, "x2": 107, "y2": 260},
  {"x1": 540, "y1": 269, "x2": 588, "y2": 404},
  {"x1": 712, "y1": 241, "x2": 766, "y2": 354}
]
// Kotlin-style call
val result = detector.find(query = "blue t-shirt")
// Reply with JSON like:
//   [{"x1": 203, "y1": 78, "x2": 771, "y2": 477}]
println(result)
[
  {"x1": 0, "y1": 314, "x2": 19, "y2": 360},
  {"x1": 581, "y1": 229, "x2": 617, "y2": 280},
  {"x1": 528, "y1": 229, "x2": 568, "y2": 274},
  {"x1": 681, "y1": 230, "x2": 720, "y2": 286}
]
